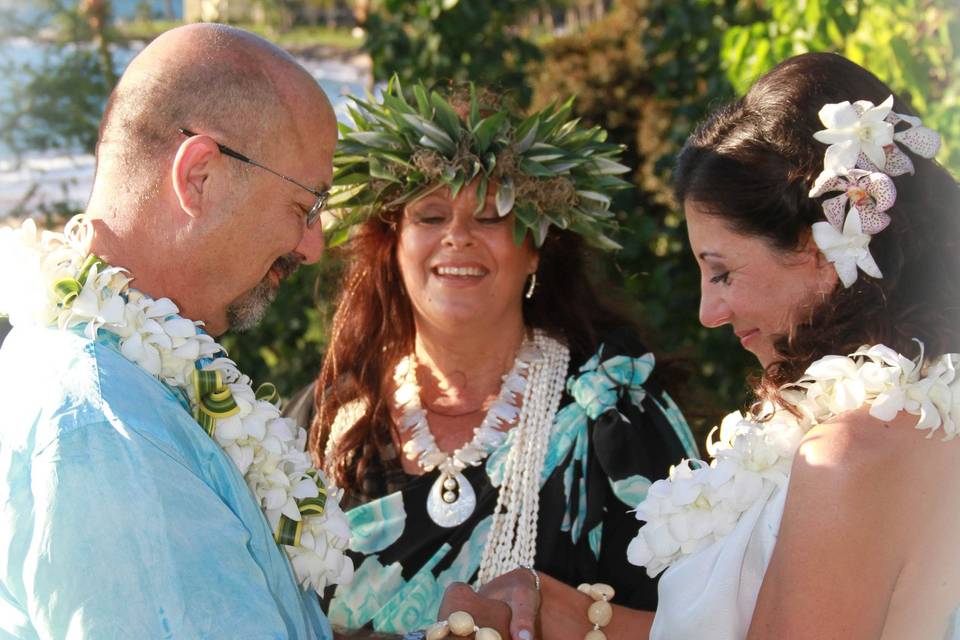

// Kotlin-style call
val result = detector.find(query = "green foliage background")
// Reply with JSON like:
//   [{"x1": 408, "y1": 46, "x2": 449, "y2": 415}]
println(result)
[
  {"x1": 4, "y1": 0, "x2": 957, "y2": 438},
  {"x1": 361, "y1": 0, "x2": 543, "y2": 104},
  {"x1": 524, "y1": 0, "x2": 958, "y2": 433}
]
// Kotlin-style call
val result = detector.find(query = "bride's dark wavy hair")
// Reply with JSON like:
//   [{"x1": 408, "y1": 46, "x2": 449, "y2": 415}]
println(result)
[
  {"x1": 310, "y1": 208, "x2": 635, "y2": 491},
  {"x1": 674, "y1": 52, "x2": 960, "y2": 402}
]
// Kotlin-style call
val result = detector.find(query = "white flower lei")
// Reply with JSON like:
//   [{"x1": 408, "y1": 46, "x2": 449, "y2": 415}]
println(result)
[
  {"x1": 0, "y1": 216, "x2": 354, "y2": 594},
  {"x1": 627, "y1": 343, "x2": 960, "y2": 577}
]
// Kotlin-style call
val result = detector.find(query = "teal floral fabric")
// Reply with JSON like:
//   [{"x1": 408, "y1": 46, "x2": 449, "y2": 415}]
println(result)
[{"x1": 321, "y1": 335, "x2": 697, "y2": 633}]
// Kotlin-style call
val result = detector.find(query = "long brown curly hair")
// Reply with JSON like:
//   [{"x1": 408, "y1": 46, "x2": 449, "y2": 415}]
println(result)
[
  {"x1": 674, "y1": 53, "x2": 960, "y2": 404},
  {"x1": 311, "y1": 208, "x2": 635, "y2": 491}
]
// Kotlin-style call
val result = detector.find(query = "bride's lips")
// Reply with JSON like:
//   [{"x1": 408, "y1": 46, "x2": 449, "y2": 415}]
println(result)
[{"x1": 735, "y1": 328, "x2": 760, "y2": 347}]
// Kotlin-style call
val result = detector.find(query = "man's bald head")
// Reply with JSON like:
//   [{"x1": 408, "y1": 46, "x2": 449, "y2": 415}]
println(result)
[
  {"x1": 95, "y1": 23, "x2": 329, "y2": 192},
  {"x1": 84, "y1": 24, "x2": 337, "y2": 335}
]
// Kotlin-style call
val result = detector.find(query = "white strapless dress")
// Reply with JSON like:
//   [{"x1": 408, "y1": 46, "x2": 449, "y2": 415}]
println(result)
[
  {"x1": 629, "y1": 346, "x2": 960, "y2": 640},
  {"x1": 649, "y1": 482, "x2": 786, "y2": 639},
  {"x1": 649, "y1": 473, "x2": 960, "y2": 639}
]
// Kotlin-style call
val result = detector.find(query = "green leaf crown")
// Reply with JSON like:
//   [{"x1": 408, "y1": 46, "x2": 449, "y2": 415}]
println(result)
[{"x1": 323, "y1": 76, "x2": 632, "y2": 249}]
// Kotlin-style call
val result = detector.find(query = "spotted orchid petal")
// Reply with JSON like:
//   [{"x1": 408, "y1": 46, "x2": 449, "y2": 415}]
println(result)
[
  {"x1": 888, "y1": 146, "x2": 916, "y2": 176},
  {"x1": 887, "y1": 110, "x2": 921, "y2": 127},
  {"x1": 894, "y1": 125, "x2": 940, "y2": 159},
  {"x1": 821, "y1": 193, "x2": 849, "y2": 230},
  {"x1": 857, "y1": 208, "x2": 892, "y2": 235},
  {"x1": 862, "y1": 171, "x2": 897, "y2": 212},
  {"x1": 811, "y1": 170, "x2": 895, "y2": 233},
  {"x1": 809, "y1": 173, "x2": 848, "y2": 198}
]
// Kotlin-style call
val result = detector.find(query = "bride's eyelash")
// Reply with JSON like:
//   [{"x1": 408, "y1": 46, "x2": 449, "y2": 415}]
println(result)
[{"x1": 710, "y1": 271, "x2": 731, "y2": 285}]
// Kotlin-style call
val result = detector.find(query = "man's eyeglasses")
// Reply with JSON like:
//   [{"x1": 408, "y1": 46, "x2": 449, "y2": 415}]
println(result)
[{"x1": 178, "y1": 128, "x2": 329, "y2": 228}]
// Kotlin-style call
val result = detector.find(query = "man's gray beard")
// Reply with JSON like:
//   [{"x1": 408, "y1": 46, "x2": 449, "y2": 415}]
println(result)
[{"x1": 226, "y1": 279, "x2": 277, "y2": 332}]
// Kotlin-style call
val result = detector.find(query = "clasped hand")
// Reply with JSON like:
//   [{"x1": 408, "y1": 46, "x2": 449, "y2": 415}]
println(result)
[{"x1": 437, "y1": 568, "x2": 541, "y2": 640}]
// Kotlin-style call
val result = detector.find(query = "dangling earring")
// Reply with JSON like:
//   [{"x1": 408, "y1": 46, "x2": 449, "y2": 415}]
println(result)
[{"x1": 525, "y1": 273, "x2": 538, "y2": 299}]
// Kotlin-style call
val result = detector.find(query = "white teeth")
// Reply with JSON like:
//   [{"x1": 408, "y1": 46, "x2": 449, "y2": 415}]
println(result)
[{"x1": 435, "y1": 266, "x2": 485, "y2": 277}]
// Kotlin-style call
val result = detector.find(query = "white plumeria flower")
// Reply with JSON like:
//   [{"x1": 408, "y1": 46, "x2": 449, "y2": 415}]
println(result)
[
  {"x1": 924, "y1": 355, "x2": 960, "y2": 439},
  {"x1": 814, "y1": 96, "x2": 894, "y2": 175},
  {"x1": 812, "y1": 208, "x2": 882, "y2": 288},
  {"x1": 289, "y1": 509, "x2": 355, "y2": 591},
  {"x1": 60, "y1": 264, "x2": 128, "y2": 338},
  {"x1": 120, "y1": 329, "x2": 168, "y2": 376},
  {"x1": 705, "y1": 411, "x2": 746, "y2": 457}
]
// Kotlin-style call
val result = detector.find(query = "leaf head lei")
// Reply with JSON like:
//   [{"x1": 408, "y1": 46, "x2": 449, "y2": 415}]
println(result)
[{"x1": 323, "y1": 76, "x2": 632, "y2": 250}]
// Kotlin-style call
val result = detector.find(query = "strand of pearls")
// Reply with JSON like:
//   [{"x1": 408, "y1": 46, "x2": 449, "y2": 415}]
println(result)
[{"x1": 478, "y1": 330, "x2": 569, "y2": 584}]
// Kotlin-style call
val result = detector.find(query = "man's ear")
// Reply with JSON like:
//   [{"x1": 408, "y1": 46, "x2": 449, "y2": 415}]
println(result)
[{"x1": 171, "y1": 135, "x2": 220, "y2": 218}]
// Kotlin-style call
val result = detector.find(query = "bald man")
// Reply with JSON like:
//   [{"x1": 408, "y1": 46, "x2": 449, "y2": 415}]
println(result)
[{"x1": 0, "y1": 25, "x2": 337, "y2": 639}]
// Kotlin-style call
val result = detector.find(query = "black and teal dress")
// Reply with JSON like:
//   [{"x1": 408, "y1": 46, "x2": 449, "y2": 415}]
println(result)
[{"x1": 286, "y1": 336, "x2": 697, "y2": 633}]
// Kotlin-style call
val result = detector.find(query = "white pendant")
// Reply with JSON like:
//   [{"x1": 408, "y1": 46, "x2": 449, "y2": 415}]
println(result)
[{"x1": 427, "y1": 472, "x2": 476, "y2": 528}]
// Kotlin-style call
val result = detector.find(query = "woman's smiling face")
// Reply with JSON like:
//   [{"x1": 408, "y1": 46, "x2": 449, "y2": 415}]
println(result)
[
  {"x1": 685, "y1": 201, "x2": 838, "y2": 368},
  {"x1": 397, "y1": 182, "x2": 538, "y2": 334}
]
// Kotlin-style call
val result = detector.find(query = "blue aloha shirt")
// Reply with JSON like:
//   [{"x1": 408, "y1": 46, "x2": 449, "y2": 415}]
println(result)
[{"x1": 0, "y1": 325, "x2": 331, "y2": 639}]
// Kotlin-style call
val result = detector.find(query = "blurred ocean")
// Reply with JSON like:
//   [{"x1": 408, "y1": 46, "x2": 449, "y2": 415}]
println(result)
[
  {"x1": 0, "y1": 26, "x2": 369, "y2": 217},
  {"x1": 4, "y1": 0, "x2": 183, "y2": 23}
]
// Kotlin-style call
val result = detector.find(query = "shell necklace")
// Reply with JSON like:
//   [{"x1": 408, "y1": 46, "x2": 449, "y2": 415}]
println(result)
[{"x1": 393, "y1": 330, "x2": 569, "y2": 539}]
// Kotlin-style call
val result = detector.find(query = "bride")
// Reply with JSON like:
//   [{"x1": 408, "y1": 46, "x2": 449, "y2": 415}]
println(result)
[{"x1": 437, "y1": 52, "x2": 960, "y2": 639}]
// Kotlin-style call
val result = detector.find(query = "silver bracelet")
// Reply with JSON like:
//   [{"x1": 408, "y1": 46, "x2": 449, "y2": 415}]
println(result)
[{"x1": 519, "y1": 563, "x2": 541, "y2": 592}]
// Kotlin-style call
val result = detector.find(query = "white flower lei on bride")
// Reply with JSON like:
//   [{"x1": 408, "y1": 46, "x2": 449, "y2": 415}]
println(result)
[
  {"x1": 0, "y1": 216, "x2": 354, "y2": 593},
  {"x1": 627, "y1": 343, "x2": 960, "y2": 577}
]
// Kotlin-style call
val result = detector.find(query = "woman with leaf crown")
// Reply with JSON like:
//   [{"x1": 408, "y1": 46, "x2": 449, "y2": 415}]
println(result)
[{"x1": 282, "y1": 78, "x2": 698, "y2": 637}]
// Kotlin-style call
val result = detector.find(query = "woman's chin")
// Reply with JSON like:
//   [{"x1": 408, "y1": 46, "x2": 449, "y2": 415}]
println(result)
[
  {"x1": 416, "y1": 304, "x2": 521, "y2": 334},
  {"x1": 751, "y1": 345, "x2": 777, "y2": 370}
]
